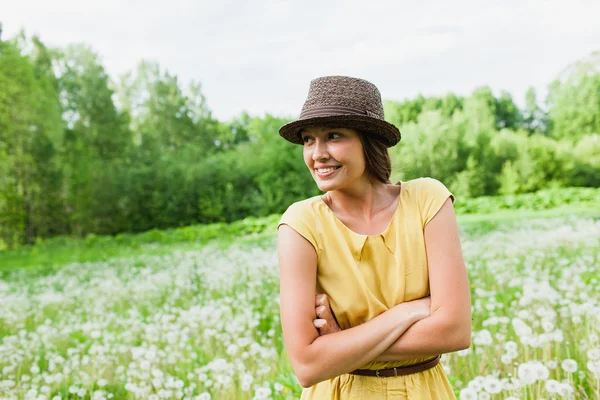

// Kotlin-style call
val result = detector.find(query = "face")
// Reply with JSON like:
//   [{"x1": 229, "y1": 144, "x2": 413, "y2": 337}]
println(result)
[{"x1": 300, "y1": 126, "x2": 367, "y2": 192}]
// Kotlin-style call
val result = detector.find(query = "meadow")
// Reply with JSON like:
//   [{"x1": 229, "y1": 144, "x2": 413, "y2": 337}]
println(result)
[{"x1": 0, "y1": 201, "x2": 599, "y2": 399}]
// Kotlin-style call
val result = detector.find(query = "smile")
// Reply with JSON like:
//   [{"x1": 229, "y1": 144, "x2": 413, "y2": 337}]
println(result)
[{"x1": 316, "y1": 166, "x2": 341, "y2": 178}]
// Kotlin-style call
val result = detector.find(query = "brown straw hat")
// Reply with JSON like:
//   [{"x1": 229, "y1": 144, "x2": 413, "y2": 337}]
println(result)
[{"x1": 278, "y1": 76, "x2": 401, "y2": 147}]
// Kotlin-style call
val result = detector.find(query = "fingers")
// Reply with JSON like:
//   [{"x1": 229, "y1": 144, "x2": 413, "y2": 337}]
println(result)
[
  {"x1": 313, "y1": 318, "x2": 326, "y2": 328},
  {"x1": 316, "y1": 305, "x2": 327, "y2": 317},
  {"x1": 315, "y1": 293, "x2": 329, "y2": 307}
]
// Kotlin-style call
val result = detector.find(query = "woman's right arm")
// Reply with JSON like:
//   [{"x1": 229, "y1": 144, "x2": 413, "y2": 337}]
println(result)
[{"x1": 277, "y1": 224, "x2": 427, "y2": 388}]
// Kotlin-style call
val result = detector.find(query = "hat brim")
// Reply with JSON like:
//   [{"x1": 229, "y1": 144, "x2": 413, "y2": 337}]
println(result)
[{"x1": 278, "y1": 115, "x2": 401, "y2": 148}]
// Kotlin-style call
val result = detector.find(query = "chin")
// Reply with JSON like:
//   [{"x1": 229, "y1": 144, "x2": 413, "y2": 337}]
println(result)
[{"x1": 316, "y1": 180, "x2": 337, "y2": 192}]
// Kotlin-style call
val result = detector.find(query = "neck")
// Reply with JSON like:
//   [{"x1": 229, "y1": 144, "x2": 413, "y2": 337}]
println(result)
[{"x1": 324, "y1": 181, "x2": 401, "y2": 220}]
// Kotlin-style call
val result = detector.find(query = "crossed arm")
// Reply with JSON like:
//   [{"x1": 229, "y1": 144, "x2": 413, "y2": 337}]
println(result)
[
  {"x1": 374, "y1": 198, "x2": 472, "y2": 361},
  {"x1": 277, "y1": 198, "x2": 471, "y2": 388}
]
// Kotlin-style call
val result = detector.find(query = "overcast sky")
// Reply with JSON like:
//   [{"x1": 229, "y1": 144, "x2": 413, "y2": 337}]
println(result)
[{"x1": 2, "y1": 0, "x2": 599, "y2": 121}]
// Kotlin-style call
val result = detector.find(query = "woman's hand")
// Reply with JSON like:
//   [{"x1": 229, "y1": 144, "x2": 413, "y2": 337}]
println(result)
[{"x1": 313, "y1": 294, "x2": 342, "y2": 336}]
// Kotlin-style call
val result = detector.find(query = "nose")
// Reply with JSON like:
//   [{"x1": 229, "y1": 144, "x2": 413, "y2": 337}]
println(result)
[{"x1": 312, "y1": 138, "x2": 330, "y2": 161}]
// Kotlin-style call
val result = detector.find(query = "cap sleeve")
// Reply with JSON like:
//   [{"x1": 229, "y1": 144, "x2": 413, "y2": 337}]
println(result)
[
  {"x1": 277, "y1": 202, "x2": 320, "y2": 254},
  {"x1": 418, "y1": 177, "x2": 455, "y2": 228}
]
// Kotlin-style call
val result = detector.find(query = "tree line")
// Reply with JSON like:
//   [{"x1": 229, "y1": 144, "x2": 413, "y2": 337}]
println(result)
[{"x1": 1, "y1": 25, "x2": 599, "y2": 250}]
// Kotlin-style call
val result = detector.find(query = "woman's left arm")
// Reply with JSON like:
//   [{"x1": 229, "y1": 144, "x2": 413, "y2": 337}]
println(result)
[{"x1": 374, "y1": 197, "x2": 472, "y2": 362}]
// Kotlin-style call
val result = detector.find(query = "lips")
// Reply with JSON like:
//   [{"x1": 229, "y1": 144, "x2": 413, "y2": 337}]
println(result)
[{"x1": 315, "y1": 166, "x2": 341, "y2": 178}]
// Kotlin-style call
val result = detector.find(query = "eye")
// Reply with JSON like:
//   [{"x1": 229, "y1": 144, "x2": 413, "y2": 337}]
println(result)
[{"x1": 330, "y1": 132, "x2": 342, "y2": 139}]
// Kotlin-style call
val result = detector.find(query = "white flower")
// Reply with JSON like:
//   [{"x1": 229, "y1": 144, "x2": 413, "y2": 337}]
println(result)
[
  {"x1": 533, "y1": 362, "x2": 550, "y2": 380},
  {"x1": 501, "y1": 354, "x2": 513, "y2": 365},
  {"x1": 587, "y1": 360, "x2": 600, "y2": 374},
  {"x1": 517, "y1": 363, "x2": 537, "y2": 385},
  {"x1": 241, "y1": 373, "x2": 254, "y2": 391},
  {"x1": 512, "y1": 318, "x2": 533, "y2": 337},
  {"x1": 501, "y1": 377, "x2": 521, "y2": 391},
  {"x1": 253, "y1": 386, "x2": 272, "y2": 400},
  {"x1": 478, "y1": 392, "x2": 491, "y2": 400},
  {"x1": 561, "y1": 359, "x2": 578, "y2": 373},
  {"x1": 587, "y1": 348, "x2": 600, "y2": 361},
  {"x1": 544, "y1": 379, "x2": 560, "y2": 393},
  {"x1": 226, "y1": 344, "x2": 239, "y2": 356},
  {"x1": 504, "y1": 341, "x2": 518, "y2": 352},
  {"x1": 483, "y1": 376, "x2": 502, "y2": 394},
  {"x1": 557, "y1": 382, "x2": 574, "y2": 396},
  {"x1": 468, "y1": 379, "x2": 483, "y2": 392},
  {"x1": 459, "y1": 388, "x2": 478, "y2": 400},
  {"x1": 541, "y1": 320, "x2": 554, "y2": 332},
  {"x1": 474, "y1": 330, "x2": 493, "y2": 346}
]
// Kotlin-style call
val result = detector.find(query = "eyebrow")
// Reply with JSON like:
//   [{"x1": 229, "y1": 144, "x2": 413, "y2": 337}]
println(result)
[{"x1": 301, "y1": 129, "x2": 344, "y2": 136}]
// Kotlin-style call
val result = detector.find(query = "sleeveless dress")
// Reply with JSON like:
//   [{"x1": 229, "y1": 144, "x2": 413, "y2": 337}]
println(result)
[{"x1": 277, "y1": 177, "x2": 457, "y2": 400}]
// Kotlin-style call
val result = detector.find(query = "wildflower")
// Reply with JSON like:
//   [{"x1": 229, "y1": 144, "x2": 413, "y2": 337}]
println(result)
[{"x1": 561, "y1": 359, "x2": 578, "y2": 373}]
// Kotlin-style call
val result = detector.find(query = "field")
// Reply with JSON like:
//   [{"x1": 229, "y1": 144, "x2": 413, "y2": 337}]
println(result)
[{"x1": 0, "y1": 207, "x2": 599, "y2": 399}]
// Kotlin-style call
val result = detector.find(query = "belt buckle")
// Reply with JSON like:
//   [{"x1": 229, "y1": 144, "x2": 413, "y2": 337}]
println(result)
[{"x1": 375, "y1": 367, "x2": 398, "y2": 377}]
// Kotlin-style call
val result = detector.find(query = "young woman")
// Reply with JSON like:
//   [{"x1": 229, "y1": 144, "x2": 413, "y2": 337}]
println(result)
[{"x1": 276, "y1": 76, "x2": 471, "y2": 399}]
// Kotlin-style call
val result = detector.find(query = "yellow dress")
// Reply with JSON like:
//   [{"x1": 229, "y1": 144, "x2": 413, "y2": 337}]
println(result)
[{"x1": 277, "y1": 177, "x2": 457, "y2": 399}]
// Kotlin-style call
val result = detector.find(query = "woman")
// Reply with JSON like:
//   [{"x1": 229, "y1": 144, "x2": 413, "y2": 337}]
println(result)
[{"x1": 276, "y1": 76, "x2": 471, "y2": 399}]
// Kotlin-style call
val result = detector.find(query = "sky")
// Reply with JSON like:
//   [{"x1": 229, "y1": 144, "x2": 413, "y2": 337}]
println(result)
[{"x1": 2, "y1": 0, "x2": 600, "y2": 121}]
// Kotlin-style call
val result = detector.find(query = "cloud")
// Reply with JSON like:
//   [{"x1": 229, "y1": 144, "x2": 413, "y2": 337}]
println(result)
[{"x1": 2, "y1": 0, "x2": 599, "y2": 119}]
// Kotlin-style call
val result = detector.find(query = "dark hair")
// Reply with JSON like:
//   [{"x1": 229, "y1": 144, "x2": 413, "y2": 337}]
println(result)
[{"x1": 358, "y1": 131, "x2": 392, "y2": 184}]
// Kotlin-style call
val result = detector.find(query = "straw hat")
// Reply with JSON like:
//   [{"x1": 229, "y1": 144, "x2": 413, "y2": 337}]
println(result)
[{"x1": 278, "y1": 75, "x2": 401, "y2": 147}]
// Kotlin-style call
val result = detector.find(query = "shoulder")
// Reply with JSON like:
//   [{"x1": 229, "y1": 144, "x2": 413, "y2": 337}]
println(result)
[
  {"x1": 277, "y1": 195, "x2": 325, "y2": 254},
  {"x1": 403, "y1": 176, "x2": 449, "y2": 191},
  {"x1": 403, "y1": 177, "x2": 455, "y2": 227},
  {"x1": 281, "y1": 195, "x2": 323, "y2": 219},
  {"x1": 402, "y1": 177, "x2": 453, "y2": 200}
]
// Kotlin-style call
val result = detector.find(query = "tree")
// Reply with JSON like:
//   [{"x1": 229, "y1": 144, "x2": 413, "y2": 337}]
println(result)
[
  {"x1": 54, "y1": 44, "x2": 132, "y2": 160},
  {"x1": 546, "y1": 72, "x2": 600, "y2": 140},
  {"x1": 0, "y1": 32, "x2": 64, "y2": 247},
  {"x1": 117, "y1": 61, "x2": 220, "y2": 155},
  {"x1": 522, "y1": 87, "x2": 548, "y2": 135},
  {"x1": 495, "y1": 90, "x2": 523, "y2": 130}
]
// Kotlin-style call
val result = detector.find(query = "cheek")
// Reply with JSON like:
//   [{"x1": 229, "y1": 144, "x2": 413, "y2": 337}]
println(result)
[
  {"x1": 337, "y1": 145, "x2": 363, "y2": 167},
  {"x1": 303, "y1": 151, "x2": 312, "y2": 167}
]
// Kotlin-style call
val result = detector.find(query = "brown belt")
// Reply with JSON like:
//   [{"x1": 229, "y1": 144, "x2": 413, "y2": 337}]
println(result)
[{"x1": 349, "y1": 355, "x2": 441, "y2": 377}]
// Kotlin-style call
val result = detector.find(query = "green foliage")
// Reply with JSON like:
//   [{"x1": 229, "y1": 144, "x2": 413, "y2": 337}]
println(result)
[
  {"x1": 522, "y1": 87, "x2": 548, "y2": 134},
  {"x1": 384, "y1": 92, "x2": 464, "y2": 127},
  {"x1": 547, "y1": 72, "x2": 600, "y2": 140},
  {"x1": 1, "y1": 186, "x2": 598, "y2": 273},
  {"x1": 116, "y1": 60, "x2": 222, "y2": 155},
  {"x1": 452, "y1": 186, "x2": 600, "y2": 215},
  {"x1": 0, "y1": 32, "x2": 64, "y2": 248},
  {"x1": 1, "y1": 30, "x2": 599, "y2": 251}
]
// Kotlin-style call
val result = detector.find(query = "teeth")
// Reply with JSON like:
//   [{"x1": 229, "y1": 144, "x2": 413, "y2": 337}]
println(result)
[{"x1": 318, "y1": 167, "x2": 338, "y2": 173}]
